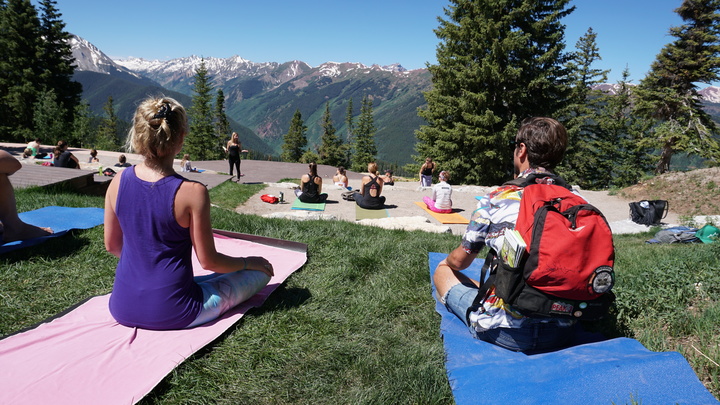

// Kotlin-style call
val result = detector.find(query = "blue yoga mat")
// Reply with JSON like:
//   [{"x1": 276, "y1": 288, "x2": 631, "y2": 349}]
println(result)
[
  {"x1": 1, "y1": 206, "x2": 105, "y2": 254},
  {"x1": 428, "y1": 252, "x2": 717, "y2": 405}
]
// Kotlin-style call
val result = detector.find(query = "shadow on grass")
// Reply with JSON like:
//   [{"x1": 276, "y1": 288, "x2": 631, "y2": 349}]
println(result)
[{"x1": 0, "y1": 230, "x2": 94, "y2": 264}]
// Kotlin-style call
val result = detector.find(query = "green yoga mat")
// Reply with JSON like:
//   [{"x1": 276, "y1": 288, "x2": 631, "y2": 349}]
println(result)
[
  {"x1": 291, "y1": 199, "x2": 326, "y2": 211},
  {"x1": 355, "y1": 204, "x2": 389, "y2": 220}
]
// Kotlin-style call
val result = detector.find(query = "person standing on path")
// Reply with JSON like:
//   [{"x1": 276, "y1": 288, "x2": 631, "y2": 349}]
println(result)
[
  {"x1": 226, "y1": 132, "x2": 247, "y2": 180},
  {"x1": 419, "y1": 157, "x2": 435, "y2": 187}
]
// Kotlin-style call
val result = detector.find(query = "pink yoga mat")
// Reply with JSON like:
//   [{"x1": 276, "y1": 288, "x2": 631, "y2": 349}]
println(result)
[{"x1": 0, "y1": 231, "x2": 307, "y2": 405}]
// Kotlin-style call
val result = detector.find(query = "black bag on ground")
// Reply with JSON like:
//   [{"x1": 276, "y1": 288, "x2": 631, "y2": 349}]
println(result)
[{"x1": 629, "y1": 200, "x2": 668, "y2": 225}]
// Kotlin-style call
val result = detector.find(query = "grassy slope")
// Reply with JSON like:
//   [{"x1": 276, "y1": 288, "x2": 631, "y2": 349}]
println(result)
[
  {"x1": 619, "y1": 167, "x2": 720, "y2": 218},
  {"x1": 1, "y1": 181, "x2": 718, "y2": 403}
]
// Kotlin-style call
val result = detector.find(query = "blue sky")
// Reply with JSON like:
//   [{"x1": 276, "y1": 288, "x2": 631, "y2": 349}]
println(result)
[{"x1": 52, "y1": 0, "x2": 708, "y2": 85}]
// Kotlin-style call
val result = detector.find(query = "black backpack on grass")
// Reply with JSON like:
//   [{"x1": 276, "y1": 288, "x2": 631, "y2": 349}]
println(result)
[{"x1": 629, "y1": 200, "x2": 669, "y2": 226}]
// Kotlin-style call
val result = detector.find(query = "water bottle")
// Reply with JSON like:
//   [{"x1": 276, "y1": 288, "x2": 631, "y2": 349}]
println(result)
[{"x1": 279, "y1": 192, "x2": 284, "y2": 203}]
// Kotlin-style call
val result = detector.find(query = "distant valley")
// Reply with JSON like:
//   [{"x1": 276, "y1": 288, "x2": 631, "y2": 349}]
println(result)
[{"x1": 70, "y1": 35, "x2": 430, "y2": 165}]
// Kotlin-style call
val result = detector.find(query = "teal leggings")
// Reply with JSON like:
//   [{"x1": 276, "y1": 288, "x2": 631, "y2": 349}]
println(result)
[{"x1": 186, "y1": 270, "x2": 271, "y2": 328}]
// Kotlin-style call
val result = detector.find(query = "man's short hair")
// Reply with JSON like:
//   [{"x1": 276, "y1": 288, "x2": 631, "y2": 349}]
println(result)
[{"x1": 515, "y1": 117, "x2": 567, "y2": 170}]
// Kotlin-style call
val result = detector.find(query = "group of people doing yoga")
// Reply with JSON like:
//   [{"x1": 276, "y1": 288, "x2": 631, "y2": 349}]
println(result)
[
  {"x1": 3, "y1": 95, "x2": 460, "y2": 335},
  {"x1": 294, "y1": 161, "x2": 392, "y2": 210}
]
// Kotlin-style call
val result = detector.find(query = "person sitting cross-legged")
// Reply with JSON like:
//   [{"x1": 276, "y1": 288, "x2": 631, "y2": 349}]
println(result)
[
  {"x1": 423, "y1": 170, "x2": 453, "y2": 213},
  {"x1": 104, "y1": 97, "x2": 273, "y2": 330},
  {"x1": 294, "y1": 162, "x2": 328, "y2": 203},
  {"x1": 353, "y1": 162, "x2": 386, "y2": 210},
  {"x1": 432, "y1": 117, "x2": 575, "y2": 352}
]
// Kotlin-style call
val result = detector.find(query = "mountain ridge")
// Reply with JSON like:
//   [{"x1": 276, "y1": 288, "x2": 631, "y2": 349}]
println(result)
[{"x1": 69, "y1": 34, "x2": 430, "y2": 164}]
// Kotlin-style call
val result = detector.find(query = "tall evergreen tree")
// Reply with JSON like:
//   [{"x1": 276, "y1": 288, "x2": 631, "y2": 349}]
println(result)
[
  {"x1": 344, "y1": 97, "x2": 355, "y2": 164},
  {"x1": 186, "y1": 59, "x2": 218, "y2": 160},
  {"x1": 32, "y1": 89, "x2": 66, "y2": 145},
  {"x1": 96, "y1": 95, "x2": 119, "y2": 151},
  {"x1": 416, "y1": 0, "x2": 574, "y2": 185},
  {"x1": 318, "y1": 102, "x2": 347, "y2": 166},
  {"x1": 596, "y1": 69, "x2": 654, "y2": 188},
  {"x1": 351, "y1": 95, "x2": 377, "y2": 172},
  {"x1": 634, "y1": 0, "x2": 720, "y2": 173},
  {"x1": 71, "y1": 101, "x2": 95, "y2": 148},
  {"x1": 0, "y1": 0, "x2": 42, "y2": 141},
  {"x1": 281, "y1": 110, "x2": 307, "y2": 162},
  {"x1": 214, "y1": 88, "x2": 231, "y2": 152},
  {"x1": 557, "y1": 27, "x2": 610, "y2": 187},
  {"x1": 37, "y1": 0, "x2": 80, "y2": 125}
]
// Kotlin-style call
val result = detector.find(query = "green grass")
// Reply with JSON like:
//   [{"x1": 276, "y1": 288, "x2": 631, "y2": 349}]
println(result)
[
  {"x1": 2, "y1": 185, "x2": 719, "y2": 403},
  {"x1": 210, "y1": 181, "x2": 266, "y2": 210}
]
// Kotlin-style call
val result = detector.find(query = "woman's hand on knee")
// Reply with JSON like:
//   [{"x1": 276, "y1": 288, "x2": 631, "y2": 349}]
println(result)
[{"x1": 246, "y1": 256, "x2": 274, "y2": 277}]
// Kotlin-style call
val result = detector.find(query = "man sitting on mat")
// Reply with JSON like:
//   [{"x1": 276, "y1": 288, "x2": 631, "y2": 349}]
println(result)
[
  {"x1": 0, "y1": 150, "x2": 53, "y2": 243},
  {"x1": 432, "y1": 117, "x2": 574, "y2": 352},
  {"x1": 353, "y1": 162, "x2": 386, "y2": 210}
]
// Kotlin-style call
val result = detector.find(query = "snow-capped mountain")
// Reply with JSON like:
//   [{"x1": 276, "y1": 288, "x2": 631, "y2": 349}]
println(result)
[
  {"x1": 68, "y1": 34, "x2": 429, "y2": 164},
  {"x1": 699, "y1": 86, "x2": 720, "y2": 103},
  {"x1": 114, "y1": 56, "x2": 411, "y2": 89},
  {"x1": 590, "y1": 83, "x2": 635, "y2": 95},
  {"x1": 69, "y1": 35, "x2": 141, "y2": 78},
  {"x1": 114, "y1": 55, "x2": 291, "y2": 87},
  {"x1": 70, "y1": 33, "x2": 413, "y2": 93},
  {"x1": 592, "y1": 83, "x2": 720, "y2": 103}
]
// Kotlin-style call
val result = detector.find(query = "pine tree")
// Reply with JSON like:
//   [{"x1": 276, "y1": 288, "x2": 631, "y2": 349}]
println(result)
[
  {"x1": 0, "y1": 0, "x2": 42, "y2": 141},
  {"x1": 597, "y1": 69, "x2": 654, "y2": 188},
  {"x1": 281, "y1": 110, "x2": 307, "y2": 162},
  {"x1": 351, "y1": 95, "x2": 377, "y2": 172},
  {"x1": 186, "y1": 59, "x2": 218, "y2": 160},
  {"x1": 96, "y1": 96, "x2": 119, "y2": 151},
  {"x1": 634, "y1": 0, "x2": 720, "y2": 173},
  {"x1": 318, "y1": 102, "x2": 347, "y2": 166},
  {"x1": 37, "y1": 0, "x2": 80, "y2": 125},
  {"x1": 344, "y1": 98, "x2": 355, "y2": 165},
  {"x1": 32, "y1": 89, "x2": 66, "y2": 145},
  {"x1": 557, "y1": 27, "x2": 610, "y2": 188},
  {"x1": 416, "y1": 0, "x2": 574, "y2": 185},
  {"x1": 71, "y1": 101, "x2": 95, "y2": 148},
  {"x1": 214, "y1": 89, "x2": 231, "y2": 153}
]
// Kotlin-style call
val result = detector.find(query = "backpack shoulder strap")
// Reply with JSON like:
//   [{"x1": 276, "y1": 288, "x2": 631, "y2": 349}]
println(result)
[
  {"x1": 466, "y1": 249, "x2": 497, "y2": 322},
  {"x1": 503, "y1": 172, "x2": 572, "y2": 190}
]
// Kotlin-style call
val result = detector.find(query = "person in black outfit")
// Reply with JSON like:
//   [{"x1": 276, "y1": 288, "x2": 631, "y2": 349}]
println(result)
[
  {"x1": 353, "y1": 162, "x2": 386, "y2": 209},
  {"x1": 53, "y1": 140, "x2": 79, "y2": 169},
  {"x1": 226, "y1": 132, "x2": 247, "y2": 179},
  {"x1": 114, "y1": 154, "x2": 132, "y2": 168},
  {"x1": 419, "y1": 157, "x2": 435, "y2": 187},
  {"x1": 294, "y1": 162, "x2": 328, "y2": 203}
]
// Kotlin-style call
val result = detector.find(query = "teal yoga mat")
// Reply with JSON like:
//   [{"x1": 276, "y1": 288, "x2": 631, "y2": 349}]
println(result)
[{"x1": 291, "y1": 199, "x2": 326, "y2": 211}]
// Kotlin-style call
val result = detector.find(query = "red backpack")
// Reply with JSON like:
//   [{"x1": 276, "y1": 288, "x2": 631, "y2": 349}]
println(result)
[{"x1": 471, "y1": 174, "x2": 615, "y2": 320}]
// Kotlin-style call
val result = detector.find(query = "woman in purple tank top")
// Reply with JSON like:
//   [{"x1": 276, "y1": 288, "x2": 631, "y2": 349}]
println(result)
[{"x1": 104, "y1": 97, "x2": 274, "y2": 330}]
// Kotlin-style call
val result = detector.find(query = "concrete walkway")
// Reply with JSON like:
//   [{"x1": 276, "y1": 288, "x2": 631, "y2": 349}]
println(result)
[{"x1": 2, "y1": 142, "x2": 676, "y2": 235}]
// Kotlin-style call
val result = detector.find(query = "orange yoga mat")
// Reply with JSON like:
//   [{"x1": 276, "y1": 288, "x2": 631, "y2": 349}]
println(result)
[{"x1": 414, "y1": 201, "x2": 469, "y2": 224}]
